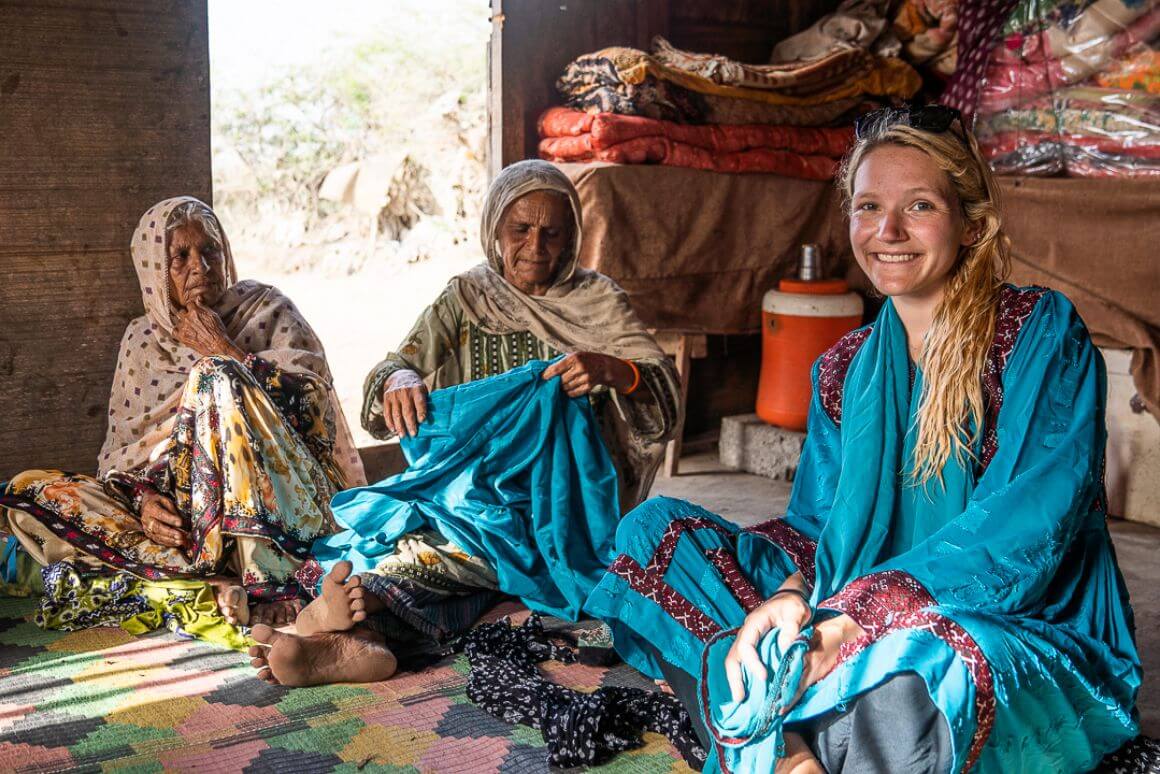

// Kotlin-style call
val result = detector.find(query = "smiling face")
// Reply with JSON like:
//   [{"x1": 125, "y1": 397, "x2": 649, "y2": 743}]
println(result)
[
  {"x1": 849, "y1": 144, "x2": 974, "y2": 306},
  {"x1": 497, "y1": 190, "x2": 573, "y2": 296},
  {"x1": 167, "y1": 219, "x2": 227, "y2": 309}
]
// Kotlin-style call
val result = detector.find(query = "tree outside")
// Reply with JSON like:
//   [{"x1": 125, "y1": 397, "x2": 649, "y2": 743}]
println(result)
[{"x1": 209, "y1": 0, "x2": 490, "y2": 445}]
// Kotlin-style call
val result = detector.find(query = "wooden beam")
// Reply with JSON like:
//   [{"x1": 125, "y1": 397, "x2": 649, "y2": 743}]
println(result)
[{"x1": 0, "y1": 1, "x2": 211, "y2": 476}]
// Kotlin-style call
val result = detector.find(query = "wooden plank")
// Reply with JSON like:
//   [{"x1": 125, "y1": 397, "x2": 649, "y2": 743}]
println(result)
[
  {"x1": 0, "y1": 0, "x2": 211, "y2": 476},
  {"x1": 357, "y1": 442, "x2": 408, "y2": 484},
  {"x1": 664, "y1": 334, "x2": 694, "y2": 477},
  {"x1": 667, "y1": 0, "x2": 843, "y2": 61}
]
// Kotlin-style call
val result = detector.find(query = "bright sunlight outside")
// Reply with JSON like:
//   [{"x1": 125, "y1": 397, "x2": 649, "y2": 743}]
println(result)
[{"x1": 209, "y1": 0, "x2": 491, "y2": 445}]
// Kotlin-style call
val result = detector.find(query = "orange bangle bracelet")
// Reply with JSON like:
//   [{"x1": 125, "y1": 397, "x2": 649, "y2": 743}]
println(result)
[{"x1": 623, "y1": 359, "x2": 641, "y2": 395}]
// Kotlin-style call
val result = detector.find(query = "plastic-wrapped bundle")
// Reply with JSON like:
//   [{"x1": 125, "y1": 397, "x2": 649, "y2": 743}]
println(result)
[{"x1": 974, "y1": 0, "x2": 1160, "y2": 176}]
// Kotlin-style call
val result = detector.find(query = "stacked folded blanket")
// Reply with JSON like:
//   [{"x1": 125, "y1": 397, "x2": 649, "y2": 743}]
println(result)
[
  {"x1": 892, "y1": 0, "x2": 960, "y2": 79},
  {"x1": 545, "y1": 2, "x2": 918, "y2": 178},
  {"x1": 974, "y1": 0, "x2": 1160, "y2": 176},
  {"x1": 555, "y1": 36, "x2": 920, "y2": 127},
  {"x1": 538, "y1": 107, "x2": 855, "y2": 179}
]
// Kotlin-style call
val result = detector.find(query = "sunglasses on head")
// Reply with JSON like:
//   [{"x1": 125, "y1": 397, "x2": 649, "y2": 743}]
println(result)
[{"x1": 854, "y1": 104, "x2": 965, "y2": 141}]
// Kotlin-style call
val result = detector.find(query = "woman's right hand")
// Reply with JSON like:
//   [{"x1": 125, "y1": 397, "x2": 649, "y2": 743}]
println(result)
[
  {"x1": 724, "y1": 589, "x2": 812, "y2": 702},
  {"x1": 140, "y1": 489, "x2": 190, "y2": 549},
  {"x1": 382, "y1": 369, "x2": 429, "y2": 437}
]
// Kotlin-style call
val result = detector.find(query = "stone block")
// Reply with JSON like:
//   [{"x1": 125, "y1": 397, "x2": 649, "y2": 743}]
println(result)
[{"x1": 719, "y1": 414, "x2": 806, "y2": 482}]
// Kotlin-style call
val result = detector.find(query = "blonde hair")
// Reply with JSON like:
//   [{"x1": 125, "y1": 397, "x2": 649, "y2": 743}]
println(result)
[{"x1": 838, "y1": 121, "x2": 1011, "y2": 485}]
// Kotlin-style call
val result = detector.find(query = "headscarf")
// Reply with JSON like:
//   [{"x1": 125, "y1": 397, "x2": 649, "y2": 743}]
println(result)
[
  {"x1": 450, "y1": 160, "x2": 666, "y2": 362},
  {"x1": 99, "y1": 197, "x2": 366, "y2": 486}
]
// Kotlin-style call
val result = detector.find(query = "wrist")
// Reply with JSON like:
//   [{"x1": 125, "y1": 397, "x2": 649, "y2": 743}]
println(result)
[
  {"x1": 770, "y1": 587, "x2": 813, "y2": 626},
  {"x1": 386, "y1": 369, "x2": 421, "y2": 389}
]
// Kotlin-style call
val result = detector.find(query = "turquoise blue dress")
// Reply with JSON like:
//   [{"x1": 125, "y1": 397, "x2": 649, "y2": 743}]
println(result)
[
  {"x1": 313, "y1": 360, "x2": 621, "y2": 621},
  {"x1": 585, "y1": 286, "x2": 1141, "y2": 773}
]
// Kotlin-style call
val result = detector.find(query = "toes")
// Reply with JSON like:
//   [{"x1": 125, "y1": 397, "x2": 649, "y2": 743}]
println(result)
[
  {"x1": 348, "y1": 587, "x2": 365, "y2": 603},
  {"x1": 352, "y1": 610, "x2": 367, "y2": 624},
  {"x1": 250, "y1": 656, "x2": 268, "y2": 669},
  {"x1": 350, "y1": 598, "x2": 365, "y2": 612},
  {"x1": 346, "y1": 574, "x2": 362, "y2": 590},
  {"x1": 256, "y1": 667, "x2": 277, "y2": 684},
  {"x1": 251, "y1": 623, "x2": 278, "y2": 644},
  {"x1": 329, "y1": 560, "x2": 353, "y2": 585}
]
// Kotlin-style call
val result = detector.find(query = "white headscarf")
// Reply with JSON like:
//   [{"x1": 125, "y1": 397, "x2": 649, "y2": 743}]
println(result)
[
  {"x1": 99, "y1": 197, "x2": 366, "y2": 486},
  {"x1": 450, "y1": 160, "x2": 666, "y2": 361}
]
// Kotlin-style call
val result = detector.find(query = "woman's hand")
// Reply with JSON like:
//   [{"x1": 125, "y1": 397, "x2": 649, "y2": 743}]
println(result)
[
  {"x1": 541, "y1": 352, "x2": 636, "y2": 397},
  {"x1": 173, "y1": 300, "x2": 246, "y2": 360},
  {"x1": 783, "y1": 614, "x2": 866, "y2": 712},
  {"x1": 724, "y1": 589, "x2": 813, "y2": 702},
  {"x1": 140, "y1": 489, "x2": 191, "y2": 549},
  {"x1": 382, "y1": 369, "x2": 429, "y2": 437}
]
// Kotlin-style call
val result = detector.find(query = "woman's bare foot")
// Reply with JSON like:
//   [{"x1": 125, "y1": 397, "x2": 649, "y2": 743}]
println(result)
[
  {"x1": 654, "y1": 679, "x2": 674, "y2": 695},
  {"x1": 247, "y1": 623, "x2": 398, "y2": 686},
  {"x1": 295, "y1": 560, "x2": 383, "y2": 636},
  {"x1": 251, "y1": 598, "x2": 304, "y2": 627},
  {"x1": 776, "y1": 732, "x2": 823, "y2": 774},
  {"x1": 206, "y1": 577, "x2": 249, "y2": 626}
]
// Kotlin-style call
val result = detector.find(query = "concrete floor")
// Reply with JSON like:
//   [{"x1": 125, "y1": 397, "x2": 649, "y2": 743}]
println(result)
[{"x1": 652, "y1": 452, "x2": 1160, "y2": 736}]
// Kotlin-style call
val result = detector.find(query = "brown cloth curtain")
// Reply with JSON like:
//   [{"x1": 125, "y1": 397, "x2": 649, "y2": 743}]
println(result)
[{"x1": 999, "y1": 177, "x2": 1160, "y2": 421}]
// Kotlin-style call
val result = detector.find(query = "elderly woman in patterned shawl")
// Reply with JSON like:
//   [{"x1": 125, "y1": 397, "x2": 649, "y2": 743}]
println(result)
[
  {"x1": 0, "y1": 197, "x2": 365, "y2": 628},
  {"x1": 244, "y1": 160, "x2": 681, "y2": 686}
]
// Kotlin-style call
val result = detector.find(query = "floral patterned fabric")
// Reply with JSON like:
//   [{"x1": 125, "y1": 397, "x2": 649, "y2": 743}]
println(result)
[
  {"x1": 1, "y1": 354, "x2": 341, "y2": 600},
  {"x1": 36, "y1": 560, "x2": 253, "y2": 650}
]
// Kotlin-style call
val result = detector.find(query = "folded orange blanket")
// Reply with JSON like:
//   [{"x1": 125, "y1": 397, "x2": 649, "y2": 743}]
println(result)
[
  {"x1": 538, "y1": 107, "x2": 854, "y2": 158},
  {"x1": 539, "y1": 134, "x2": 841, "y2": 179}
]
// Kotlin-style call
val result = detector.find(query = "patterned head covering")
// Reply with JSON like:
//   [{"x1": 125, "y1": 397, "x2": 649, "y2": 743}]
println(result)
[
  {"x1": 453, "y1": 162, "x2": 665, "y2": 361},
  {"x1": 99, "y1": 197, "x2": 366, "y2": 486},
  {"x1": 479, "y1": 159, "x2": 584, "y2": 287}
]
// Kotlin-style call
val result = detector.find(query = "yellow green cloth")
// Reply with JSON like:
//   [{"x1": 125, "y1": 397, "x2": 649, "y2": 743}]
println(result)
[{"x1": 35, "y1": 561, "x2": 254, "y2": 651}]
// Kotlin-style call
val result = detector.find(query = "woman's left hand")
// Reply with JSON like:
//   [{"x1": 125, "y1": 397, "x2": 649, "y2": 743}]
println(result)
[
  {"x1": 783, "y1": 614, "x2": 866, "y2": 713},
  {"x1": 174, "y1": 300, "x2": 246, "y2": 360},
  {"x1": 542, "y1": 352, "x2": 636, "y2": 397}
]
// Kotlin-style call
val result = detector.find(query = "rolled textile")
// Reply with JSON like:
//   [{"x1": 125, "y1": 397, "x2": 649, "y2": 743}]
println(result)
[
  {"x1": 557, "y1": 45, "x2": 920, "y2": 114},
  {"x1": 540, "y1": 135, "x2": 842, "y2": 179},
  {"x1": 537, "y1": 108, "x2": 855, "y2": 157}
]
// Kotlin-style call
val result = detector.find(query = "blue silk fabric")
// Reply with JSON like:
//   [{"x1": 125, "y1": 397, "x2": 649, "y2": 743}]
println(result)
[
  {"x1": 313, "y1": 360, "x2": 621, "y2": 621},
  {"x1": 586, "y1": 290, "x2": 1141, "y2": 773}
]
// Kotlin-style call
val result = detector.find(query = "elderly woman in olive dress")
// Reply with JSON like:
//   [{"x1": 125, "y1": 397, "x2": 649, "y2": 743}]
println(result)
[{"x1": 248, "y1": 160, "x2": 682, "y2": 686}]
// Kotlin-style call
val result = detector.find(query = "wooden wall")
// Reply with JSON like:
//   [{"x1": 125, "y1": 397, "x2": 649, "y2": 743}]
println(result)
[
  {"x1": 489, "y1": 0, "x2": 842, "y2": 167},
  {"x1": 0, "y1": 1, "x2": 212, "y2": 476}
]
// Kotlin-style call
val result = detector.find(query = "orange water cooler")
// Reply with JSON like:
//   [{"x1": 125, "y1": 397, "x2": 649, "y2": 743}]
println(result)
[{"x1": 757, "y1": 245, "x2": 863, "y2": 431}]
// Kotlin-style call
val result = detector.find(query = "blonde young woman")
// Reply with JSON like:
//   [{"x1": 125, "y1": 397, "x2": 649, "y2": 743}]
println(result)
[{"x1": 586, "y1": 106, "x2": 1141, "y2": 773}]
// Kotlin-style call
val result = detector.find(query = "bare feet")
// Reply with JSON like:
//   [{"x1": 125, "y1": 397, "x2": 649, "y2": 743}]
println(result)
[
  {"x1": 251, "y1": 599, "x2": 304, "y2": 627},
  {"x1": 295, "y1": 560, "x2": 383, "y2": 636},
  {"x1": 207, "y1": 577, "x2": 249, "y2": 626},
  {"x1": 776, "y1": 732, "x2": 824, "y2": 774},
  {"x1": 247, "y1": 623, "x2": 398, "y2": 686}
]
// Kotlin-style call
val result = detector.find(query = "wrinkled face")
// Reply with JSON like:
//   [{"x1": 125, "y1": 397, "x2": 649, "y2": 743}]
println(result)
[
  {"x1": 497, "y1": 190, "x2": 573, "y2": 296},
  {"x1": 849, "y1": 145, "x2": 973, "y2": 305},
  {"x1": 167, "y1": 219, "x2": 227, "y2": 309}
]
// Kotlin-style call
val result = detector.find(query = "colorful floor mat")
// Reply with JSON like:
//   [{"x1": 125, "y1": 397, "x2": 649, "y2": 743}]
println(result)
[{"x1": 0, "y1": 596, "x2": 692, "y2": 773}]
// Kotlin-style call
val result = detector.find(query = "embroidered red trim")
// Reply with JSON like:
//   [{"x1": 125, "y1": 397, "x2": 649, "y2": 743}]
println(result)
[
  {"x1": 743, "y1": 518, "x2": 818, "y2": 589},
  {"x1": 822, "y1": 570, "x2": 996, "y2": 771},
  {"x1": 979, "y1": 285, "x2": 1048, "y2": 471},
  {"x1": 706, "y1": 548, "x2": 764, "y2": 613},
  {"x1": 818, "y1": 326, "x2": 874, "y2": 426},
  {"x1": 608, "y1": 553, "x2": 722, "y2": 642}
]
